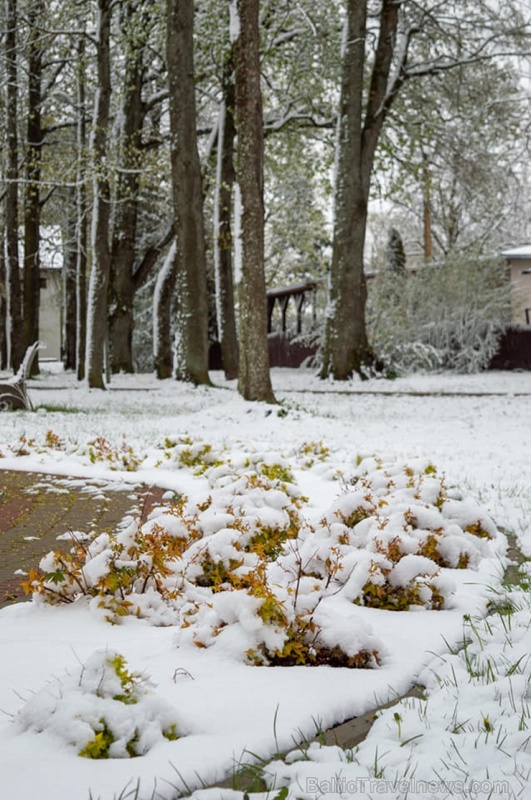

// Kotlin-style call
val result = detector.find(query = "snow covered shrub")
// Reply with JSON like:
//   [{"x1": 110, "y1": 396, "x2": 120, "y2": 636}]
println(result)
[
  {"x1": 177, "y1": 560, "x2": 382, "y2": 669},
  {"x1": 153, "y1": 435, "x2": 225, "y2": 474},
  {"x1": 82, "y1": 435, "x2": 143, "y2": 470},
  {"x1": 356, "y1": 553, "x2": 446, "y2": 611},
  {"x1": 296, "y1": 440, "x2": 330, "y2": 469},
  {"x1": 23, "y1": 496, "x2": 203, "y2": 621},
  {"x1": 367, "y1": 253, "x2": 512, "y2": 373},
  {"x1": 24, "y1": 445, "x2": 501, "y2": 668},
  {"x1": 293, "y1": 456, "x2": 499, "y2": 612},
  {"x1": 43, "y1": 428, "x2": 66, "y2": 449},
  {"x1": 15, "y1": 650, "x2": 180, "y2": 758},
  {"x1": 8, "y1": 431, "x2": 143, "y2": 470}
]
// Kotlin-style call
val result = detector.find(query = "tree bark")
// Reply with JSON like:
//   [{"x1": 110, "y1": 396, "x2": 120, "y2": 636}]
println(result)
[
  {"x1": 63, "y1": 190, "x2": 78, "y2": 370},
  {"x1": 422, "y1": 154, "x2": 433, "y2": 262},
  {"x1": 86, "y1": 0, "x2": 113, "y2": 389},
  {"x1": 233, "y1": 0, "x2": 275, "y2": 403},
  {"x1": 76, "y1": 35, "x2": 88, "y2": 381},
  {"x1": 321, "y1": 0, "x2": 400, "y2": 379},
  {"x1": 0, "y1": 242, "x2": 7, "y2": 369},
  {"x1": 153, "y1": 239, "x2": 178, "y2": 379},
  {"x1": 4, "y1": 0, "x2": 24, "y2": 372},
  {"x1": 166, "y1": 0, "x2": 210, "y2": 385},
  {"x1": 109, "y1": 0, "x2": 151, "y2": 374},
  {"x1": 23, "y1": 0, "x2": 45, "y2": 373},
  {"x1": 214, "y1": 58, "x2": 239, "y2": 380}
]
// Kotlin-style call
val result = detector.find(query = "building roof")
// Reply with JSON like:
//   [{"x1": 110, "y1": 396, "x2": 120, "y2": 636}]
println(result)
[{"x1": 502, "y1": 245, "x2": 531, "y2": 259}]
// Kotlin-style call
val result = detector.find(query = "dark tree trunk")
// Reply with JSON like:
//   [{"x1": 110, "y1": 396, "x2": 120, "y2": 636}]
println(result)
[
  {"x1": 0, "y1": 243, "x2": 7, "y2": 369},
  {"x1": 109, "y1": 0, "x2": 151, "y2": 374},
  {"x1": 321, "y1": 0, "x2": 400, "y2": 379},
  {"x1": 153, "y1": 240, "x2": 178, "y2": 379},
  {"x1": 63, "y1": 190, "x2": 78, "y2": 371},
  {"x1": 76, "y1": 36, "x2": 88, "y2": 381},
  {"x1": 166, "y1": 0, "x2": 210, "y2": 385},
  {"x1": 233, "y1": 0, "x2": 275, "y2": 403},
  {"x1": 422, "y1": 154, "x2": 433, "y2": 262},
  {"x1": 214, "y1": 58, "x2": 239, "y2": 380},
  {"x1": 86, "y1": 0, "x2": 113, "y2": 389},
  {"x1": 22, "y1": 0, "x2": 45, "y2": 374},
  {"x1": 4, "y1": 0, "x2": 24, "y2": 371}
]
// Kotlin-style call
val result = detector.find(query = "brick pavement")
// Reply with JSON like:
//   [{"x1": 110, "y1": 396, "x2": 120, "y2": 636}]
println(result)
[{"x1": 0, "y1": 470, "x2": 165, "y2": 607}]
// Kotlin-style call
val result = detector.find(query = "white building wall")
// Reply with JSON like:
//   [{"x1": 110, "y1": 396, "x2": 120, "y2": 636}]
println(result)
[
  {"x1": 39, "y1": 268, "x2": 62, "y2": 360},
  {"x1": 503, "y1": 247, "x2": 531, "y2": 326}
]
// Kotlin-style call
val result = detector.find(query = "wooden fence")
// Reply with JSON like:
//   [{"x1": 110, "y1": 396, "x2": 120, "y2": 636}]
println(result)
[
  {"x1": 489, "y1": 326, "x2": 531, "y2": 370},
  {"x1": 210, "y1": 327, "x2": 531, "y2": 372}
]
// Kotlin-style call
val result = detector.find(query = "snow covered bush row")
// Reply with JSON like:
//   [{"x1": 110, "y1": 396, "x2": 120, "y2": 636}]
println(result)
[
  {"x1": 257, "y1": 589, "x2": 531, "y2": 799},
  {"x1": 4, "y1": 428, "x2": 331, "y2": 477},
  {"x1": 7, "y1": 430, "x2": 143, "y2": 471},
  {"x1": 24, "y1": 450, "x2": 502, "y2": 668}
]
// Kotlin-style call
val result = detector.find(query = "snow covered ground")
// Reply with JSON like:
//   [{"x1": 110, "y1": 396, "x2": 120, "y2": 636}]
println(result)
[{"x1": 0, "y1": 367, "x2": 530, "y2": 800}]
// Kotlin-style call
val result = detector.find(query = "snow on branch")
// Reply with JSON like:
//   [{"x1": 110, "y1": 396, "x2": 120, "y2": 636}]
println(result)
[{"x1": 264, "y1": 108, "x2": 335, "y2": 134}]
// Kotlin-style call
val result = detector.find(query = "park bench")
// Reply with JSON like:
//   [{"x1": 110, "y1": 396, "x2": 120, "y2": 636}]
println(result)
[{"x1": 0, "y1": 341, "x2": 41, "y2": 411}]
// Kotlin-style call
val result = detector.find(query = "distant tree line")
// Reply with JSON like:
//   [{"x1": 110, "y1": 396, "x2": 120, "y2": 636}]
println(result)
[{"x1": 0, "y1": 0, "x2": 529, "y2": 399}]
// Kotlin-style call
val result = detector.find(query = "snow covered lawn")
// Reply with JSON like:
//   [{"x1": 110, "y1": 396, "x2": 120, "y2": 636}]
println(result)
[{"x1": 0, "y1": 368, "x2": 530, "y2": 800}]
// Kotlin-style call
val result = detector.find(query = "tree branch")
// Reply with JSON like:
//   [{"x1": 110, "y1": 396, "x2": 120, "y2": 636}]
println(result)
[{"x1": 132, "y1": 218, "x2": 175, "y2": 292}]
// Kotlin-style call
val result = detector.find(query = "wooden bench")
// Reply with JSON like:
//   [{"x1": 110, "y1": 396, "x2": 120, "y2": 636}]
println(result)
[{"x1": 0, "y1": 341, "x2": 42, "y2": 411}]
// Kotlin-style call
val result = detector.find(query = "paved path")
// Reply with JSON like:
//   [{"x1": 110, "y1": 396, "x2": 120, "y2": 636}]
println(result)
[{"x1": 0, "y1": 470, "x2": 165, "y2": 607}]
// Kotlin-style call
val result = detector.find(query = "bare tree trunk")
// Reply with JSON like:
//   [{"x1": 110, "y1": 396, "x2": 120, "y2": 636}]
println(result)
[
  {"x1": 422, "y1": 153, "x2": 433, "y2": 262},
  {"x1": 321, "y1": 0, "x2": 399, "y2": 379},
  {"x1": 4, "y1": 0, "x2": 24, "y2": 371},
  {"x1": 86, "y1": 0, "x2": 112, "y2": 389},
  {"x1": 320, "y1": 1, "x2": 370, "y2": 380},
  {"x1": 63, "y1": 190, "x2": 78, "y2": 370},
  {"x1": 109, "y1": 0, "x2": 151, "y2": 374},
  {"x1": 0, "y1": 243, "x2": 7, "y2": 369},
  {"x1": 22, "y1": 0, "x2": 45, "y2": 373},
  {"x1": 233, "y1": 0, "x2": 275, "y2": 403},
  {"x1": 153, "y1": 240, "x2": 178, "y2": 379},
  {"x1": 76, "y1": 35, "x2": 88, "y2": 381},
  {"x1": 214, "y1": 57, "x2": 239, "y2": 380},
  {"x1": 166, "y1": 0, "x2": 210, "y2": 385}
]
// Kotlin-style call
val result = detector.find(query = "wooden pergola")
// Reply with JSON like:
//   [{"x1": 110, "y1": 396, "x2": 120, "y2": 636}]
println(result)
[{"x1": 266, "y1": 280, "x2": 319, "y2": 335}]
